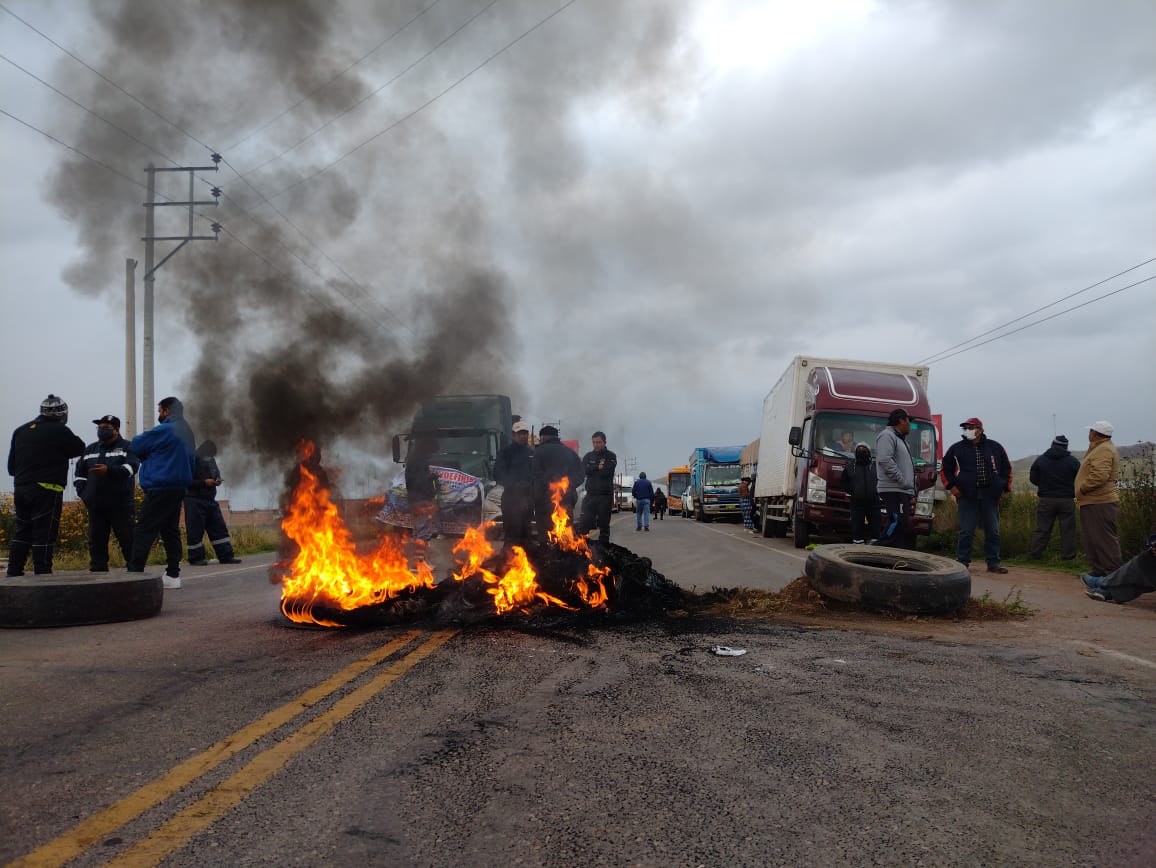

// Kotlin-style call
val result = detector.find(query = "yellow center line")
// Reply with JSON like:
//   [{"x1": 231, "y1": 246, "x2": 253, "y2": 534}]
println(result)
[
  {"x1": 106, "y1": 629, "x2": 458, "y2": 867},
  {"x1": 7, "y1": 630, "x2": 425, "y2": 868}
]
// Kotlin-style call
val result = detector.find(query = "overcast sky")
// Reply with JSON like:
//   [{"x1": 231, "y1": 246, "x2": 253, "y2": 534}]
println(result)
[{"x1": 2, "y1": 0, "x2": 1154, "y2": 508}]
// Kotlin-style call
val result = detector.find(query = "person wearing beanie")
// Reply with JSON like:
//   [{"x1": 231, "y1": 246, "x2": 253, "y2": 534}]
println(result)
[
  {"x1": 1027, "y1": 434, "x2": 1081, "y2": 560},
  {"x1": 941, "y1": 417, "x2": 1013, "y2": 573},
  {"x1": 126, "y1": 397, "x2": 197, "y2": 589},
  {"x1": 1074, "y1": 420, "x2": 1121, "y2": 577},
  {"x1": 5, "y1": 395, "x2": 86, "y2": 576},
  {"x1": 530, "y1": 424, "x2": 583, "y2": 541}
]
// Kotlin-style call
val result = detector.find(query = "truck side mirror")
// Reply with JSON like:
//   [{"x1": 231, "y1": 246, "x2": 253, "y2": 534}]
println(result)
[
  {"x1": 488, "y1": 431, "x2": 500, "y2": 461},
  {"x1": 788, "y1": 426, "x2": 802, "y2": 446},
  {"x1": 392, "y1": 434, "x2": 402, "y2": 464}
]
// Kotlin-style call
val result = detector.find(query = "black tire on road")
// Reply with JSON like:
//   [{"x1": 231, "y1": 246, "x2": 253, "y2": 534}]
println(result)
[
  {"x1": 804, "y1": 544, "x2": 971, "y2": 614},
  {"x1": 0, "y1": 572, "x2": 164, "y2": 628}
]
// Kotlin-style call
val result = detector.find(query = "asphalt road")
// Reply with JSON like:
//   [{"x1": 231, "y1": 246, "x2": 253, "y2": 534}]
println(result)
[{"x1": 1, "y1": 518, "x2": 1154, "y2": 867}]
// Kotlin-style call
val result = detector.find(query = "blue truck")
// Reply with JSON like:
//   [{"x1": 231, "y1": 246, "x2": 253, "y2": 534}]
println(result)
[{"x1": 687, "y1": 445, "x2": 745, "y2": 522}]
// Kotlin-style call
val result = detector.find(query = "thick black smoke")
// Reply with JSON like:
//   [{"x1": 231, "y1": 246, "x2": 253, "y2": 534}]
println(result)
[{"x1": 45, "y1": 0, "x2": 694, "y2": 490}]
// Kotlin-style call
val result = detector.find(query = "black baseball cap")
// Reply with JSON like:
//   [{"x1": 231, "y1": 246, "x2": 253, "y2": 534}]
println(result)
[{"x1": 93, "y1": 414, "x2": 121, "y2": 427}]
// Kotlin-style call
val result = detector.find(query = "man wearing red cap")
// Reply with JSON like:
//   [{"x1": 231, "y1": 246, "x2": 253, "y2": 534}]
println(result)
[{"x1": 942, "y1": 417, "x2": 1012, "y2": 573}]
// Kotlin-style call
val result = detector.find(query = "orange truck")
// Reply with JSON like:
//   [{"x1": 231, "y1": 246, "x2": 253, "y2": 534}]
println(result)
[{"x1": 665, "y1": 466, "x2": 692, "y2": 516}]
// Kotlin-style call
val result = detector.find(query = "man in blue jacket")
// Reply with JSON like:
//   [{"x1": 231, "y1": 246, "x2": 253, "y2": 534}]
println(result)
[
  {"x1": 632, "y1": 472, "x2": 655, "y2": 531},
  {"x1": 126, "y1": 397, "x2": 196, "y2": 588},
  {"x1": 942, "y1": 416, "x2": 1012, "y2": 573}
]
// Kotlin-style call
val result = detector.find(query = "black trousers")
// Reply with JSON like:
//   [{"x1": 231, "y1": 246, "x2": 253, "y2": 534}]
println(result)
[
  {"x1": 87, "y1": 504, "x2": 135, "y2": 570},
  {"x1": 876, "y1": 491, "x2": 912, "y2": 549},
  {"x1": 184, "y1": 497, "x2": 235, "y2": 563},
  {"x1": 128, "y1": 489, "x2": 185, "y2": 576},
  {"x1": 501, "y1": 490, "x2": 533, "y2": 545},
  {"x1": 578, "y1": 494, "x2": 613, "y2": 540},
  {"x1": 849, "y1": 503, "x2": 881, "y2": 542},
  {"x1": 7, "y1": 483, "x2": 64, "y2": 575}
]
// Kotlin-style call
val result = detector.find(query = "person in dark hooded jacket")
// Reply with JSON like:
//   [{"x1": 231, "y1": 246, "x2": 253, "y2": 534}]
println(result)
[
  {"x1": 842, "y1": 441, "x2": 881, "y2": 543},
  {"x1": 184, "y1": 439, "x2": 241, "y2": 566},
  {"x1": 531, "y1": 426, "x2": 584, "y2": 539},
  {"x1": 1027, "y1": 434, "x2": 1080, "y2": 560}
]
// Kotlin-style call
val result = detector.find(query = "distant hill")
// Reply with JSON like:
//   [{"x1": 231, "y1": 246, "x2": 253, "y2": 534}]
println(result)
[{"x1": 1010, "y1": 441, "x2": 1154, "y2": 491}]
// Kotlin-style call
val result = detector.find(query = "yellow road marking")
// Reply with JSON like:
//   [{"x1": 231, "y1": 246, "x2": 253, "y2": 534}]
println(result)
[
  {"x1": 8, "y1": 630, "x2": 424, "y2": 868},
  {"x1": 106, "y1": 629, "x2": 458, "y2": 867}
]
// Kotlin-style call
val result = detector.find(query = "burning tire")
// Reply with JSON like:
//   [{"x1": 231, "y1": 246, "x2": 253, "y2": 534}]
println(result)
[
  {"x1": 804, "y1": 544, "x2": 971, "y2": 614},
  {"x1": 0, "y1": 571, "x2": 164, "y2": 628}
]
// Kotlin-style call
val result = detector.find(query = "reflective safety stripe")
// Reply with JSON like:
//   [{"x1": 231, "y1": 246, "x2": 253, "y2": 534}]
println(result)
[{"x1": 37, "y1": 482, "x2": 65, "y2": 492}]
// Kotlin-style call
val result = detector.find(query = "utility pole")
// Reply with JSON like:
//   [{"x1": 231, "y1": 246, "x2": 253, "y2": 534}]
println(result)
[
  {"x1": 125, "y1": 258, "x2": 137, "y2": 437},
  {"x1": 141, "y1": 157, "x2": 222, "y2": 427}
]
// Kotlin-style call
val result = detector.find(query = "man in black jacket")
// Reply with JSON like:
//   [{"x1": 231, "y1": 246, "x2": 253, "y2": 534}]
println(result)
[
  {"x1": 942, "y1": 416, "x2": 1013, "y2": 573},
  {"x1": 577, "y1": 431, "x2": 618, "y2": 542},
  {"x1": 842, "y1": 441, "x2": 880, "y2": 543},
  {"x1": 530, "y1": 425, "x2": 583, "y2": 540},
  {"x1": 6, "y1": 395, "x2": 86, "y2": 576},
  {"x1": 75, "y1": 414, "x2": 139, "y2": 572},
  {"x1": 1027, "y1": 434, "x2": 1080, "y2": 560},
  {"x1": 184, "y1": 440, "x2": 241, "y2": 566},
  {"x1": 493, "y1": 420, "x2": 533, "y2": 546}
]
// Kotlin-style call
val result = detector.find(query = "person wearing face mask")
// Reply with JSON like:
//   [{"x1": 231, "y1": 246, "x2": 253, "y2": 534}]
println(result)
[
  {"x1": 74, "y1": 415, "x2": 139, "y2": 572},
  {"x1": 6, "y1": 394, "x2": 86, "y2": 576},
  {"x1": 126, "y1": 397, "x2": 196, "y2": 588},
  {"x1": 942, "y1": 417, "x2": 1012, "y2": 573},
  {"x1": 842, "y1": 441, "x2": 880, "y2": 543}
]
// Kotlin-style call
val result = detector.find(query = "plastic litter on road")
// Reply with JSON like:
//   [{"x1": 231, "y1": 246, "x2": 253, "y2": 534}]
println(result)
[{"x1": 711, "y1": 646, "x2": 747, "y2": 656}]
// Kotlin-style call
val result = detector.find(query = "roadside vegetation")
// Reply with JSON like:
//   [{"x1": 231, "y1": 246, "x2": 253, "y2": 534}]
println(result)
[{"x1": 0, "y1": 490, "x2": 278, "y2": 570}]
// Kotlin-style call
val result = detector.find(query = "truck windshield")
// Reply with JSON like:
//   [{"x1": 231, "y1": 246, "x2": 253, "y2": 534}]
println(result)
[
  {"x1": 814, "y1": 412, "x2": 937, "y2": 468},
  {"x1": 668, "y1": 475, "x2": 690, "y2": 497},
  {"x1": 705, "y1": 465, "x2": 742, "y2": 485}
]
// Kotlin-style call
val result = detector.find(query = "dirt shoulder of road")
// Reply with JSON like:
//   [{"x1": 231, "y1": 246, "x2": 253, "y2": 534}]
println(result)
[{"x1": 691, "y1": 564, "x2": 1155, "y2": 677}]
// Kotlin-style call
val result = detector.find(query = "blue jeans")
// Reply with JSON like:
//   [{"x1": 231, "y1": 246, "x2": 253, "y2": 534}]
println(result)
[
  {"x1": 636, "y1": 499, "x2": 651, "y2": 529},
  {"x1": 956, "y1": 496, "x2": 1002, "y2": 566}
]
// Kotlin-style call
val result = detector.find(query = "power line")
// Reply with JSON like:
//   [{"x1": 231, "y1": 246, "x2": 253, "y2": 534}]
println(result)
[
  {"x1": 0, "y1": 51, "x2": 185, "y2": 167},
  {"x1": 921, "y1": 274, "x2": 1155, "y2": 366},
  {"x1": 0, "y1": 1, "x2": 216, "y2": 156},
  {"x1": 225, "y1": 0, "x2": 444, "y2": 152},
  {"x1": 918, "y1": 256, "x2": 1156, "y2": 366},
  {"x1": 237, "y1": 0, "x2": 501, "y2": 178},
  {"x1": 267, "y1": 0, "x2": 581, "y2": 201},
  {"x1": 214, "y1": 156, "x2": 418, "y2": 345},
  {"x1": 1, "y1": 105, "x2": 410, "y2": 346},
  {"x1": 1, "y1": 12, "x2": 415, "y2": 347}
]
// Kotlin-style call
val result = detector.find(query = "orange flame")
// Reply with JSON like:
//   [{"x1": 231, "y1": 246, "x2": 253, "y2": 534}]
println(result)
[{"x1": 278, "y1": 442, "x2": 611, "y2": 625}]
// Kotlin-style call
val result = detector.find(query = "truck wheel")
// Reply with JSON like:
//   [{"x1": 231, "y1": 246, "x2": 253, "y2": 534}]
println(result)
[
  {"x1": 804, "y1": 544, "x2": 971, "y2": 614},
  {"x1": 0, "y1": 572, "x2": 164, "y2": 628},
  {"x1": 759, "y1": 507, "x2": 773, "y2": 538},
  {"x1": 792, "y1": 514, "x2": 810, "y2": 548},
  {"x1": 696, "y1": 504, "x2": 708, "y2": 523}
]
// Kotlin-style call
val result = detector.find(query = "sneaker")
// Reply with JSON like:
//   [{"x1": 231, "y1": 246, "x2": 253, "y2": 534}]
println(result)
[
  {"x1": 636, "y1": 527, "x2": 641, "y2": 532},
  {"x1": 188, "y1": 559, "x2": 209, "y2": 567},
  {"x1": 987, "y1": 565, "x2": 1009, "y2": 574},
  {"x1": 644, "y1": 527, "x2": 649, "y2": 532},
  {"x1": 1086, "y1": 588, "x2": 1115, "y2": 603},
  {"x1": 1080, "y1": 574, "x2": 1101, "y2": 591},
  {"x1": 163, "y1": 575, "x2": 181, "y2": 589}
]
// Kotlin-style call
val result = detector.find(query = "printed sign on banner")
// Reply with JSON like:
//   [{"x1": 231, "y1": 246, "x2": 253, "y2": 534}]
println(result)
[{"x1": 375, "y1": 465, "x2": 486, "y2": 535}]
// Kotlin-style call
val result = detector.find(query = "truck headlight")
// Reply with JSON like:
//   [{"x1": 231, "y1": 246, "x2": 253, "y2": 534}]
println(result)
[
  {"x1": 916, "y1": 488, "x2": 934, "y2": 516},
  {"x1": 806, "y1": 471, "x2": 826, "y2": 504}
]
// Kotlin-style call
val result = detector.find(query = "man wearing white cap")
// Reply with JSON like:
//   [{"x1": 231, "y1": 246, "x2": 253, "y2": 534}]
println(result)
[
  {"x1": 1074, "y1": 420, "x2": 1121, "y2": 577},
  {"x1": 493, "y1": 420, "x2": 534, "y2": 546}
]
